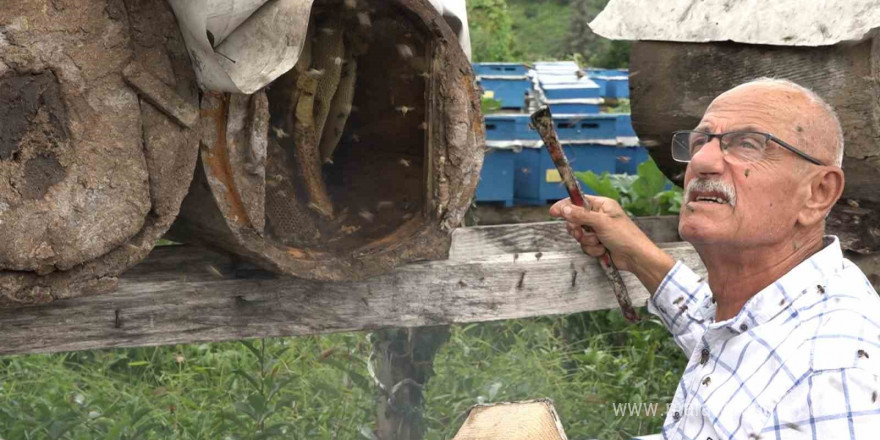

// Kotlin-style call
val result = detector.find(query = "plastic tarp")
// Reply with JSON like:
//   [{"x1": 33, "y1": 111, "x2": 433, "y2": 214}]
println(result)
[
  {"x1": 427, "y1": 0, "x2": 472, "y2": 60},
  {"x1": 589, "y1": 0, "x2": 880, "y2": 46},
  {"x1": 170, "y1": 0, "x2": 472, "y2": 93},
  {"x1": 168, "y1": 0, "x2": 315, "y2": 94}
]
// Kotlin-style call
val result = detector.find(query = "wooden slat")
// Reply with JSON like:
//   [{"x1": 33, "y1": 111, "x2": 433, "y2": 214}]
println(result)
[{"x1": 0, "y1": 220, "x2": 701, "y2": 355}]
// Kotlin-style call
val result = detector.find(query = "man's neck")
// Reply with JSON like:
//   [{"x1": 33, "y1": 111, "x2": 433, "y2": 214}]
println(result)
[{"x1": 695, "y1": 230, "x2": 825, "y2": 322}]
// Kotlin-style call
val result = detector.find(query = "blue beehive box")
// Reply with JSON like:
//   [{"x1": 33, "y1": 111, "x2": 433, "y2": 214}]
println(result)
[
  {"x1": 548, "y1": 101, "x2": 601, "y2": 114},
  {"x1": 473, "y1": 63, "x2": 529, "y2": 76},
  {"x1": 605, "y1": 78, "x2": 629, "y2": 99},
  {"x1": 615, "y1": 114, "x2": 637, "y2": 137},
  {"x1": 484, "y1": 114, "x2": 541, "y2": 141},
  {"x1": 553, "y1": 114, "x2": 617, "y2": 141},
  {"x1": 473, "y1": 63, "x2": 532, "y2": 110},
  {"x1": 616, "y1": 147, "x2": 650, "y2": 175},
  {"x1": 514, "y1": 144, "x2": 618, "y2": 205},
  {"x1": 586, "y1": 68, "x2": 629, "y2": 99},
  {"x1": 475, "y1": 147, "x2": 516, "y2": 206},
  {"x1": 478, "y1": 78, "x2": 532, "y2": 110},
  {"x1": 541, "y1": 83, "x2": 600, "y2": 100}
]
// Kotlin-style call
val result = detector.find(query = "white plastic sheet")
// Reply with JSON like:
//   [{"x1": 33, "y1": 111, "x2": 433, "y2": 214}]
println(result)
[
  {"x1": 590, "y1": 0, "x2": 880, "y2": 46},
  {"x1": 168, "y1": 0, "x2": 314, "y2": 94},
  {"x1": 427, "y1": 0, "x2": 472, "y2": 60}
]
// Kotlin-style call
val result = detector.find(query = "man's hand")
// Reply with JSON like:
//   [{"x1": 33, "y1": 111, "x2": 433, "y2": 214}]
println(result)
[{"x1": 549, "y1": 195, "x2": 676, "y2": 295}]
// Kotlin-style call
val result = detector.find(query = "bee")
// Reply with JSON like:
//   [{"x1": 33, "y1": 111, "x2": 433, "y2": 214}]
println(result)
[
  {"x1": 357, "y1": 12, "x2": 371, "y2": 27},
  {"x1": 206, "y1": 265, "x2": 223, "y2": 278},
  {"x1": 271, "y1": 126, "x2": 289, "y2": 139},
  {"x1": 399, "y1": 158, "x2": 411, "y2": 167},
  {"x1": 396, "y1": 44, "x2": 414, "y2": 59},
  {"x1": 396, "y1": 106, "x2": 415, "y2": 116}
]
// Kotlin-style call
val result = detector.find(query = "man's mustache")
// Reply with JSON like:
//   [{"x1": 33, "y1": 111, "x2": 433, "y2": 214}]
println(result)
[{"x1": 684, "y1": 178, "x2": 737, "y2": 207}]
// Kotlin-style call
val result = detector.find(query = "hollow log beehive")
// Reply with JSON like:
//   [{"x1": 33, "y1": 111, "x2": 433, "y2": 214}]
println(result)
[
  {"x1": 0, "y1": 0, "x2": 200, "y2": 306},
  {"x1": 168, "y1": 0, "x2": 484, "y2": 280}
]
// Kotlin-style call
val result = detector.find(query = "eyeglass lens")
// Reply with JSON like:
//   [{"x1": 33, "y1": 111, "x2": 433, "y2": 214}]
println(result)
[{"x1": 672, "y1": 131, "x2": 768, "y2": 163}]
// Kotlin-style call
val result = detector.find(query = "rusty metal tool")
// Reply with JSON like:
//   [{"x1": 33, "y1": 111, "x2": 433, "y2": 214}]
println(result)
[{"x1": 530, "y1": 106, "x2": 639, "y2": 322}]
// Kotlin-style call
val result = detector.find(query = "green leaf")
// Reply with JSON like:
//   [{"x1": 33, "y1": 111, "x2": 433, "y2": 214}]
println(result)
[
  {"x1": 632, "y1": 160, "x2": 667, "y2": 199},
  {"x1": 232, "y1": 369, "x2": 260, "y2": 391},
  {"x1": 575, "y1": 171, "x2": 620, "y2": 200},
  {"x1": 238, "y1": 340, "x2": 262, "y2": 360},
  {"x1": 126, "y1": 361, "x2": 150, "y2": 367}
]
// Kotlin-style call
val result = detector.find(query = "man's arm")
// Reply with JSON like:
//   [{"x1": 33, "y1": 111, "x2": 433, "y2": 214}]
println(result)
[{"x1": 549, "y1": 196, "x2": 710, "y2": 355}]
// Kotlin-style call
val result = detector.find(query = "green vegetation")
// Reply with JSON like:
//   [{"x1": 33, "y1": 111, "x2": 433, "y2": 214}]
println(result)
[
  {"x1": 1, "y1": 312, "x2": 684, "y2": 439},
  {"x1": 468, "y1": 0, "x2": 631, "y2": 68},
  {"x1": 507, "y1": 0, "x2": 573, "y2": 61},
  {"x1": 467, "y1": 0, "x2": 519, "y2": 62},
  {"x1": 480, "y1": 96, "x2": 502, "y2": 114},
  {"x1": 576, "y1": 159, "x2": 683, "y2": 216},
  {"x1": 602, "y1": 98, "x2": 631, "y2": 114}
]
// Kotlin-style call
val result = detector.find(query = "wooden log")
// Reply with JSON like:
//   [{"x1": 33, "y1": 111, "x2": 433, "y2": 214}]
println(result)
[
  {"x1": 168, "y1": 0, "x2": 485, "y2": 282},
  {"x1": 452, "y1": 400, "x2": 568, "y2": 440},
  {"x1": 0, "y1": 0, "x2": 199, "y2": 306},
  {"x1": 629, "y1": 38, "x2": 880, "y2": 203},
  {"x1": 0, "y1": 218, "x2": 704, "y2": 356}
]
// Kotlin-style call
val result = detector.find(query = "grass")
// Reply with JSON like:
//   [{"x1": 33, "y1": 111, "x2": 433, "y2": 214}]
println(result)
[{"x1": 0, "y1": 309, "x2": 685, "y2": 439}]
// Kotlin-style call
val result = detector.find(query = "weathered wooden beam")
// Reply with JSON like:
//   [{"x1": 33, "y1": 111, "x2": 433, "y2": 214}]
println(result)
[{"x1": 0, "y1": 218, "x2": 701, "y2": 356}]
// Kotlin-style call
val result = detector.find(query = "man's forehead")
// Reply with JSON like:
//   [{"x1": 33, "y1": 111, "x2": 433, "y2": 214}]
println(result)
[{"x1": 697, "y1": 86, "x2": 805, "y2": 132}]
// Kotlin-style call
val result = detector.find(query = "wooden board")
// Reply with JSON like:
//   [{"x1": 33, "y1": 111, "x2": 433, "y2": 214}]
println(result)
[{"x1": 0, "y1": 218, "x2": 702, "y2": 356}]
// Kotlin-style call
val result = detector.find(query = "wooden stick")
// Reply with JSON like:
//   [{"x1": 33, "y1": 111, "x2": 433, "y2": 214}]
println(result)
[{"x1": 530, "y1": 107, "x2": 639, "y2": 322}]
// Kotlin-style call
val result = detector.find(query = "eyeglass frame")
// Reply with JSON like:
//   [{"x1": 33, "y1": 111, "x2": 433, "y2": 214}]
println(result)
[{"x1": 670, "y1": 130, "x2": 826, "y2": 166}]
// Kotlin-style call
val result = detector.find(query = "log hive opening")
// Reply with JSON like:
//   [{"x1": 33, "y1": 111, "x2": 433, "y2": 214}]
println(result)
[{"x1": 169, "y1": 0, "x2": 485, "y2": 281}]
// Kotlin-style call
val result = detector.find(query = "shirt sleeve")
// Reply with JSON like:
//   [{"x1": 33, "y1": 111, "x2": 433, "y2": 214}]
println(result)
[
  {"x1": 647, "y1": 261, "x2": 712, "y2": 357},
  {"x1": 761, "y1": 368, "x2": 880, "y2": 439}
]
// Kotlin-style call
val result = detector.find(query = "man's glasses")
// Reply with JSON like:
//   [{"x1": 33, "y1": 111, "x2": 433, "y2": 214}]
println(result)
[{"x1": 671, "y1": 130, "x2": 826, "y2": 166}]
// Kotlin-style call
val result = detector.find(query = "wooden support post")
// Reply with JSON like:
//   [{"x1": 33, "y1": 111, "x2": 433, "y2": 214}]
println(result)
[{"x1": 371, "y1": 326, "x2": 450, "y2": 440}]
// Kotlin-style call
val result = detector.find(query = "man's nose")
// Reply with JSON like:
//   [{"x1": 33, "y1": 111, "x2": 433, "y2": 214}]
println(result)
[{"x1": 689, "y1": 137, "x2": 725, "y2": 176}]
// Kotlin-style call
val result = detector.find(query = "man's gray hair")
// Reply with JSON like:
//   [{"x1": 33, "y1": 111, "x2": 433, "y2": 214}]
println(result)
[{"x1": 732, "y1": 77, "x2": 844, "y2": 167}]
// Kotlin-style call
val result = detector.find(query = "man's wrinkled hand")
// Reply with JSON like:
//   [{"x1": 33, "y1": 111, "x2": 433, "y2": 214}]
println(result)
[{"x1": 549, "y1": 194, "x2": 656, "y2": 274}]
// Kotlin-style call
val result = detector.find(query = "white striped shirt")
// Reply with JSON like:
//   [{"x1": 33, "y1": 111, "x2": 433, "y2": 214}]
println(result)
[{"x1": 649, "y1": 237, "x2": 880, "y2": 439}]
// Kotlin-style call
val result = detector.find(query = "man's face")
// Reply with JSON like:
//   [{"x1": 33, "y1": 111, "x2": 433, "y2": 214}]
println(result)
[{"x1": 678, "y1": 86, "x2": 813, "y2": 249}]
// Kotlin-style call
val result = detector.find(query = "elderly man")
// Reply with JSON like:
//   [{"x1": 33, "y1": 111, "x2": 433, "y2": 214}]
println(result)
[{"x1": 550, "y1": 78, "x2": 880, "y2": 439}]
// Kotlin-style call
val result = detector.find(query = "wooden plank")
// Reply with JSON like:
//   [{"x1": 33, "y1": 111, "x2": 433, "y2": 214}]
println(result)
[
  {"x1": 453, "y1": 216, "x2": 681, "y2": 259},
  {"x1": 0, "y1": 221, "x2": 702, "y2": 356},
  {"x1": 471, "y1": 205, "x2": 682, "y2": 242}
]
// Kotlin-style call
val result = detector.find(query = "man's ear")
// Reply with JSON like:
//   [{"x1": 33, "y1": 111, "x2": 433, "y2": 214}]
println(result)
[{"x1": 798, "y1": 167, "x2": 845, "y2": 226}]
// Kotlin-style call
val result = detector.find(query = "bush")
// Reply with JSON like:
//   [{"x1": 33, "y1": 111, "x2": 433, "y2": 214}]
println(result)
[{"x1": 576, "y1": 159, "x2": 683, "y2": 216}]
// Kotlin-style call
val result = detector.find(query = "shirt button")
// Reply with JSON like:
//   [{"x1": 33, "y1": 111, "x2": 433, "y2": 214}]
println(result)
[
  {"x1": 673, "y1": 411, "x2": 681, "y2": 421},
  {"x1": 739, "y1": 323, "x2": 748, "y2": 332},
  {"x1": 700, "y1": 348, "x2": 710, "y2": 365}
]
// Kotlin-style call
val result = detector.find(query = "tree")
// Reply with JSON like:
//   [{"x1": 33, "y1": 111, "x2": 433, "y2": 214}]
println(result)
[
  {"x1": 566, "y1": 0, "x2": 631, "y2": 68},
  {"x1": 467, "y1": 0, "x2": 519, "y2": 62}
]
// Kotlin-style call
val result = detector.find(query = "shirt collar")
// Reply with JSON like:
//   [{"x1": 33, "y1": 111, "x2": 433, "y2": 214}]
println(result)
[{"x1": 709, "y1": 236, "x2": 843, "y2": 334}]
